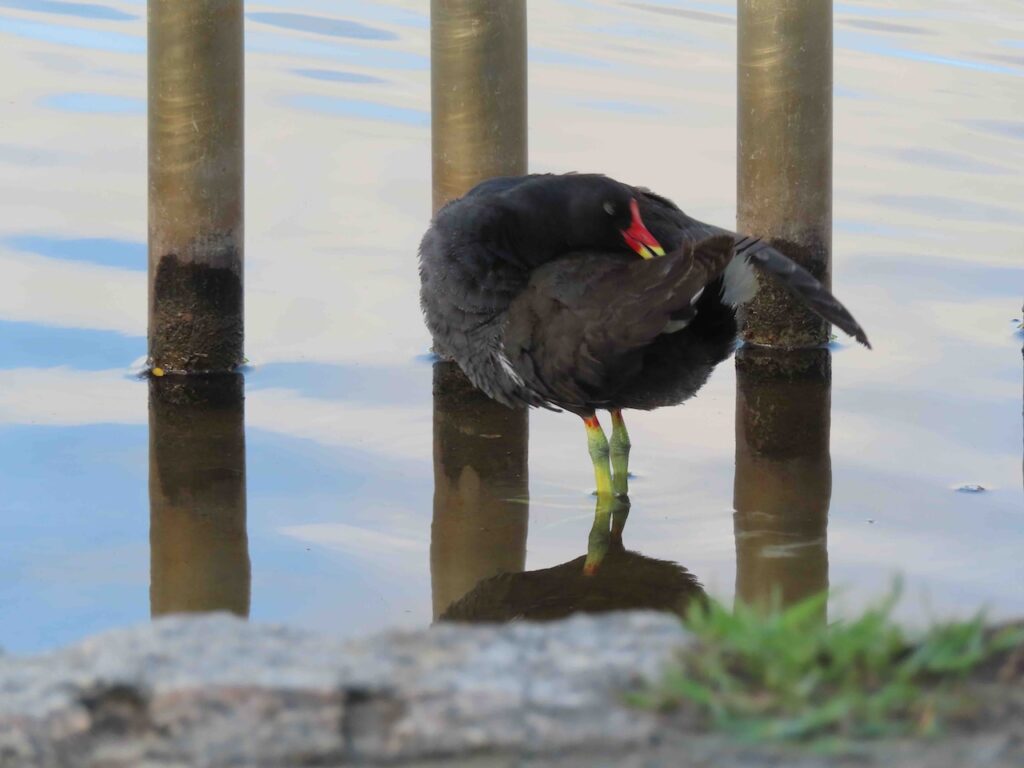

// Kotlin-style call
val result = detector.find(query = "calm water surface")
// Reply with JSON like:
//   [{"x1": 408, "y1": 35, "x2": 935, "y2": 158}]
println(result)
[{"x1": 1, "y1": 0, "x2": 1022, "y2": 653}]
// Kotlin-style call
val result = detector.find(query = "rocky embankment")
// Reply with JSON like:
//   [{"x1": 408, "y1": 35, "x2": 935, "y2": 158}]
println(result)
[{"x1": 1, "y1": 612, "x2": 1021, "y2": 767}]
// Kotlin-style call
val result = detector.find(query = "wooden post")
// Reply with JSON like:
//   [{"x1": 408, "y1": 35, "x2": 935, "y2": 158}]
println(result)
[
  {"x1": 733, "y1": 1, "x2": 833, "y2": 616},
  {"x1": 738, "y1": 0, "x2": 832, "y2": 347},
  {"x1": 430, "y1": 0, "x2": 527, "y2": 213},
  {"x1": 148, "y1": 0, "x2": 244, "y2": 373},
  {"x1": 429, "y1": 1, "x2": 530, "y2": 618},
  {"x1": 149, "y1": 375, "x2": 249, "y2": 617},
  {"x1": 733, "y1": 348, "x2": 830, "y2": 617}
]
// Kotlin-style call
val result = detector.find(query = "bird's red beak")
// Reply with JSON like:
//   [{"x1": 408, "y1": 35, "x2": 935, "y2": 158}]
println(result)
[{"x1": 620, "y1": 199, "x2": 666, "y2": 259}]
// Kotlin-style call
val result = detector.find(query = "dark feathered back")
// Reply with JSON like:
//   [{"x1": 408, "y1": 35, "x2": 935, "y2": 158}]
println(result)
[
  {"x1": 419, "y1": 172, "x2": 869, "y2": 413},
  {"x1": 501, "y1": 235, "x2": 737, "y2": 412}
]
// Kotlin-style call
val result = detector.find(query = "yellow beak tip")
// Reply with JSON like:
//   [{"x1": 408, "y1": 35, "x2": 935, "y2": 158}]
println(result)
[{"x1": 638, "y1": 244, "x2": 666, "y2": 260}]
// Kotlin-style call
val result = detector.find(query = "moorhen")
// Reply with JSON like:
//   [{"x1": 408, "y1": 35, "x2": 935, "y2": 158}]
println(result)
[{"x1": 419, "y1": 173, "x2": 868, "y2": 498}]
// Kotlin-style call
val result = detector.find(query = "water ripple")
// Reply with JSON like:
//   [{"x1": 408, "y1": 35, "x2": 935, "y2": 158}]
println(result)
[
  {"x1": 0, "y1": 15, "x2": 143, "y2": 53},
  {"x1": 4, "y1": 235, "x2": 145, "y2": 270},
  {"x1": 42, "y1": 92, "x2": 143, "y2": 114},
  {"x1": 292, "y1": 68, "x2": 385, "y2": 84},
  {"x1": 0, "y1": 0, "x2": 133, "y2": 21},
  {"x1": 248, "y1": 11, "x2": 397, "y2": 41},
  {"x1": 284, "y1": 93, "x2": 426, "y2": 126}
]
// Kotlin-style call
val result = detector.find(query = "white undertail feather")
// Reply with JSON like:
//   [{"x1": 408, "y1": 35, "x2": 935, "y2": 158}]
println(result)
[
  {"x1": 661, "y1": 319, "x2": 691, "y2": 334},
  {"x1": 721, "y1": 256, "x2": 759, "y2": 307},
  {"x1": 660, "y1": 287, "x2": 705, "y2": 335},
  {"x1": 497, "y1": 346, "x2": 524, "y2": 387}
]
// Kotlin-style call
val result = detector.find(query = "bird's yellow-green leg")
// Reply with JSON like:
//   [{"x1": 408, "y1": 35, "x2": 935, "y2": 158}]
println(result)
[
  {"x1": 610, "y1": 493, "x2": 631, "y2": 541},
  {"x1": 609, "y1": 409, "x2": 631, "y2": 498},
  {"x1": 583, "y1": 492, "x2": 615, "y2": 576},
  {"x1": 584, "y1": 495, "x2": 631, "y2": 575},
  {"x1": 583, "y1": 414, "x2": 613, "y2": 497}
]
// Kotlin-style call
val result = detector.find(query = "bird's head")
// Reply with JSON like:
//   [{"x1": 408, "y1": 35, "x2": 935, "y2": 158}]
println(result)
[{"x1": 565, "y1": 176, "x2": 666, "y2": 259}]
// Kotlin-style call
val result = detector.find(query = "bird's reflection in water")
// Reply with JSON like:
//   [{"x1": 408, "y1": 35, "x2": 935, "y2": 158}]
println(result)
[
  {"x1": 430, "y1": 361, "x2": 529, "y2": 620},
  {"x1": 733, "y1": 346, "x2": 831, "y2": 620},
  {"x1": 431, "y1": 360, "x2": 706, "y2": 623},
  {"x1": 149, "y1": 374, "x2": 250, "y2": 618},
  {"x1": 430, "y1": 348, "x2": 833, "y2": 626},
  {"x1": 440, "y1": 493, "x2": 705, "y2": 623}
]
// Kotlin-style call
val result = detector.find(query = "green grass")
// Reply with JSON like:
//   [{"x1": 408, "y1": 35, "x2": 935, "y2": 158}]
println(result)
[{"x1": 632, "y1": 588, "x2": 1023, "y2": 743}]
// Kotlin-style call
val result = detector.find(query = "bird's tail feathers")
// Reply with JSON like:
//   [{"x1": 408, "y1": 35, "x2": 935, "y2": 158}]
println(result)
[{"x1": 731, "y1": 236, "x2": 871, "y2": 348}]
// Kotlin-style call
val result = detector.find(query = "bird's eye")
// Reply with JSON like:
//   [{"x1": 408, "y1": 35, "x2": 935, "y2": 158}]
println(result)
[{"x1": 602, "y1": 202, "x2": 616, "y2": 216}]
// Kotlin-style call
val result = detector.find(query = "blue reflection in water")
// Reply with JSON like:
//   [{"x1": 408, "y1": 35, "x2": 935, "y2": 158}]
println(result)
[
  {"x1": 284, "y1": 93, "x2": 427, "y2": 126},
  {"x1": 116, "y1": 0, "x2": 428, "y2": 28},
  {"x1": 836, "y1": 219, "x2": 919, "y2": 238},
  {"x1": 247, "y1": 430, "x2": 369, "y2": 504},
  {"x1": 0, "y1": 417, "x2": 430, "y2": 651},
  {"x1": 248, "y1": 11, "x2": 397, "y2": 41},
  {"x1": 580, "y1": 99, "x2": 666, "y2": 116},
  {"x1": 5, "y1": 235, "x2": 145, "y2": 269},
  {"x1": 632, "y1": 0, "x2": 733, "y2": 16},
  {"x1": 834, "y1": 3, "x2": 937, "y2": 18},
  {"x1": 42, "y1": 92, "x2": 144, "y2": 114},
  {"x1": 0, "y1": 424, "x2": 149, "y2": 653},
  {"x1": 248, "y1": 362, "x2": 431, "y2": 406},
  {"x1": 887, "y1": 147, "x2": 1010, "y2": 175},
  {"x1": 0, "y1": 0, "x2": 133, "y2": 20},
  {"x1": 845, "y1": 256, "x2": 1024, "y2": 301},
  {"x1": 838, "y1": 30, "x2": 1024, "y2": 77},
  {"x1": 965, "y1": 120, "x2": 1024, "y2": 140},
  {"x1": 293, "y1": 68, "x2": 385, "y2": 84},
  {"x1": 835, "y1": 85, "x2": 869, "y2": 100},
  {"x1": 247, "y1": 30, "x2": 426, "y2": 70},
  {"x1": 838, "y1": 18, "x2": 930, "y2": 36},
  {"x1": 622, "y1": 3, "x2": 734, "y2": 27},
  {"x1": 0, "y1": 144, "x2": 72, "y2": 166},
  {"x1": 0, "y1": 321, "x2": 142, "y2": 370},
  {"x1": 529, "y1": 47, "x2": 611, "y2": 70},
  {"x1": 0, "y1": 15, "x2": 143, "y2": 53},
  {"x1": 871, "y1": 194, "x2": 1023, "y2": 224}
]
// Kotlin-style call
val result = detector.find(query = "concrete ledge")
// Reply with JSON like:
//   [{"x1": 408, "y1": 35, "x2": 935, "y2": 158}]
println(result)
[
  {"x1": 0, "y1": 612, "x2": 688, "y2": 766},
  {"x1": 3, "y1": 613, "x2": 1022, "y2": 767}
]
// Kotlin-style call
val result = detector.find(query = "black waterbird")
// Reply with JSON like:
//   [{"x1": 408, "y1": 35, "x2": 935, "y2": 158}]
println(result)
[{"x1": 419, "y1": 173, "x2": 869, "y2": 504}]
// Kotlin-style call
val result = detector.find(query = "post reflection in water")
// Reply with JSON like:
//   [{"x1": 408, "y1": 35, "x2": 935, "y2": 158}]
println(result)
[
  {"x1": 428, "y1": 1, "x2": 530, "y2": 618},
  {"x1": 149, "y1": 374, "x2": 250, "y2": 618},
  {"x1": 733, "y1": 347, "x2": 831, "y2": 617},
  {"x1": 431, "y1": 362, "x2": 529, "y2": 618}
]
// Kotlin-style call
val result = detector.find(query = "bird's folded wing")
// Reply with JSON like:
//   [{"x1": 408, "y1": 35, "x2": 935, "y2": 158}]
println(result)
[
  {"x1": 503, "y1": 235, "x2": 736, "y2": 409},
  {"x1": 635, "y1": 187, "x2": 870, "y2": 347}
]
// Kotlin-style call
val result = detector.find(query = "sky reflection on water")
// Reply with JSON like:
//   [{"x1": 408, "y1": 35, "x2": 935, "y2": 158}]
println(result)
[{"x1": 0, "y1": 0, "x2": 1022, "y2": 653}]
